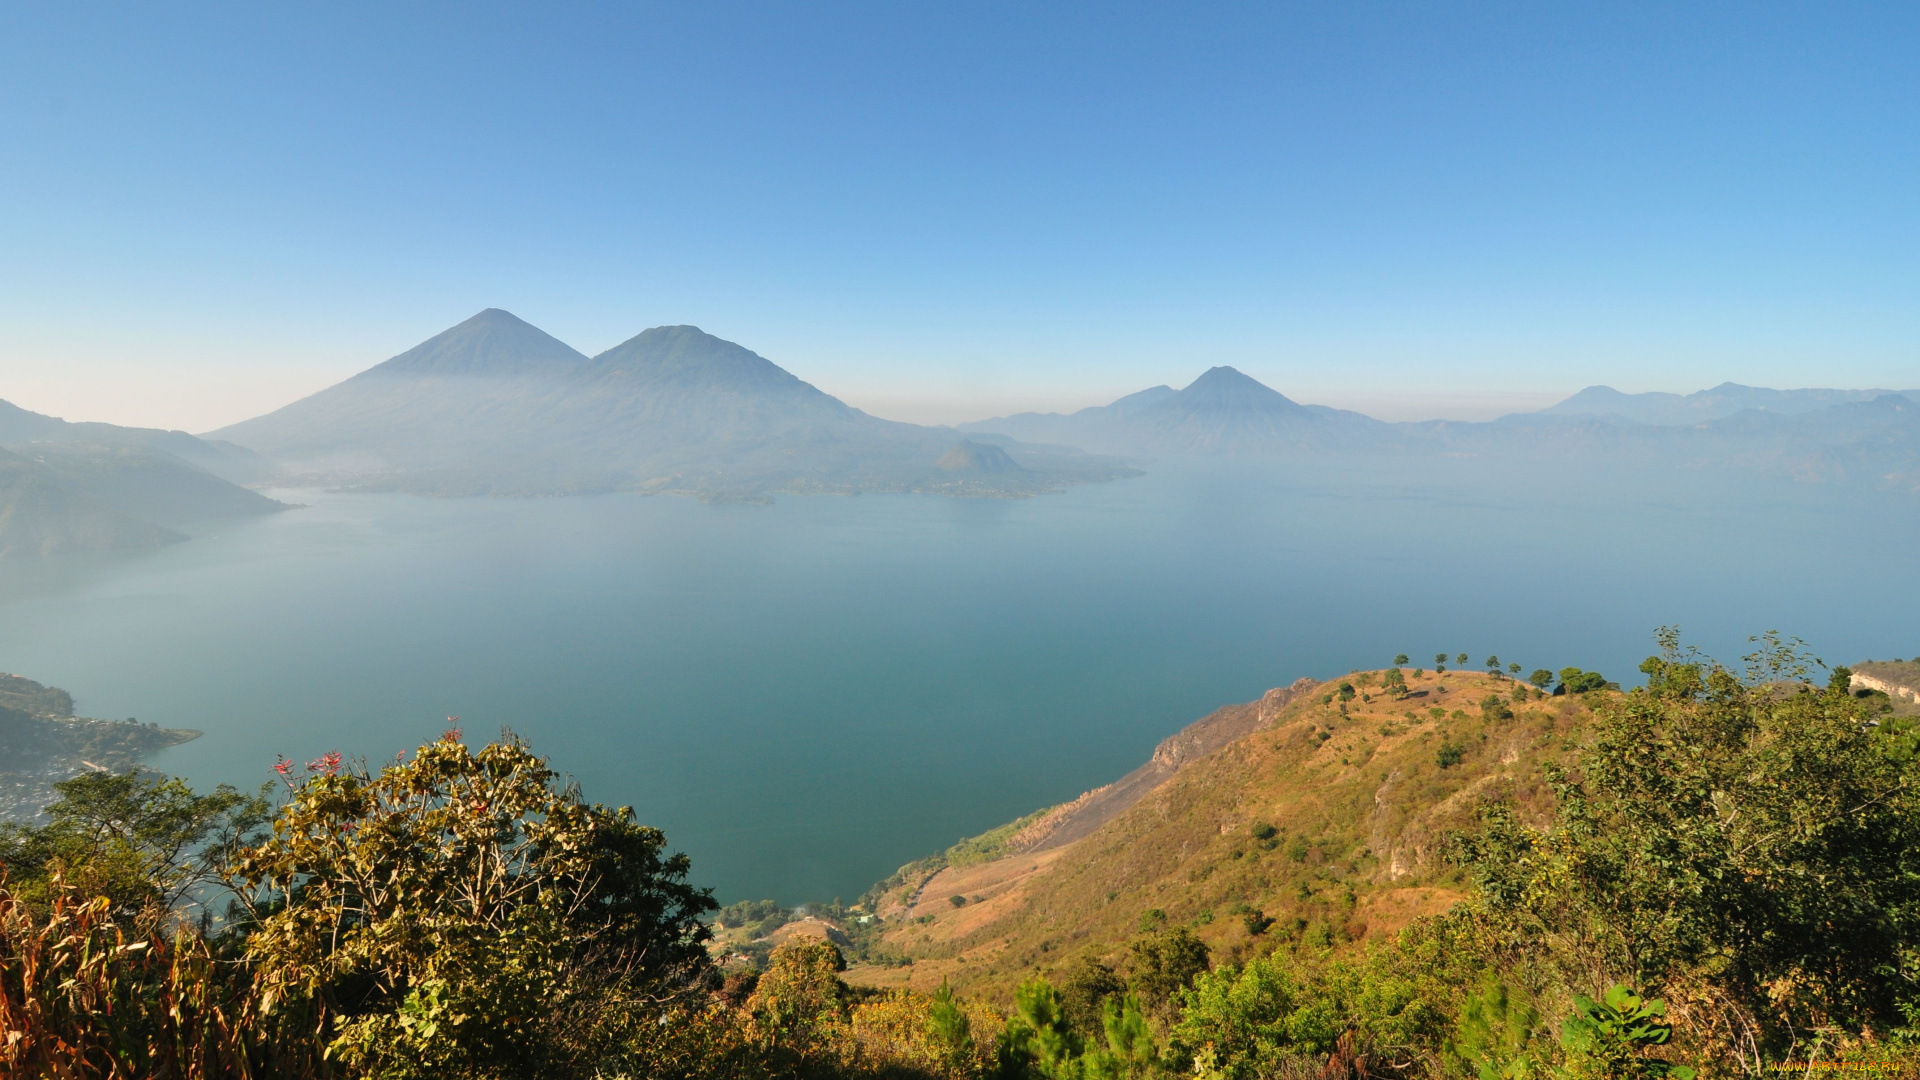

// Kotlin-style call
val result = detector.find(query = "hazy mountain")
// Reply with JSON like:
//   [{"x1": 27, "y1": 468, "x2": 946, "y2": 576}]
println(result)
[
  {"x1": 0, "y1": 401, "x2": 289, "y2": 558},
  {"x1": 966, "y1": 384, "x2": 1177, "y2": 447},
  {"x1": 210, "y1": 309, "x2": 592, "y2": 476},
  {"x1": 14, "y1": 443, "x2": 288, "y2": 528},
  {"x1": 933, "y1": 439, "x2": 1025, "y2": 475},
  {"x1": 961, "y1": 366, "x2": 1390, "y2": 456},
  {"x1": 212, "y1": 311, "x2": 1137, "y2": 498},
  {"x1": 0, "y1": 449, "x2": 184, "y2": 557},
  {"x1": 0, "y1": 398, "x2": 270, "y2": 484},
  {"x1": 1540, "y1": 382, "x2": 1919, "y2": 426},
  {"x1": 965, "y1": 369, "x2": 1920, "y2": 493}
]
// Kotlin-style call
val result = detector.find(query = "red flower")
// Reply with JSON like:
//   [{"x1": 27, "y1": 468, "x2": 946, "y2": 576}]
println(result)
[{"x1": 273, "y1": 756, "x2": 292, "y2": 776}]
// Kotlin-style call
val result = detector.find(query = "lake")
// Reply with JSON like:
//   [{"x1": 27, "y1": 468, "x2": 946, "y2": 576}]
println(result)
[{"x1": 1, "y1": 458, "x2": 1914, "y2": 904}]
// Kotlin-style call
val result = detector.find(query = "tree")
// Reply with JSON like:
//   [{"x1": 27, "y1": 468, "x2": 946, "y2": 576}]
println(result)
[
  {"x1": 1558, "y1": 668, "x2": 1608, "y2": 693},
  {"x1": 1393, "y1": 654, "x2": 1410, "y2": 666},
  {"x1": 1447, "y1": 981, "x2": 1538, "y2": 1080},
  {"x1": 1128, "y1": 927, "x2": 1211, "y2": 1023},
  {"x1": 1528, "y1": 669, "x2": 1554, "y2": 690},
  {"x1": 1453, "y1": 631, "x2": 1920, "y2": 1068},
  {"x1": 1436, "y1": 654, "x2": 1449, "y2": 668},
  {"x1": 1058, "y1": 955, "x2": 1128, "y2": 1039},
  {"x1": 1508, "y1": 663, "x2": 1521, "y2": 675},
  {"x1": 928, "y1": 978, "x2": 976, "y2": 1067},
  {"x1": 998, "y1": 978, "x2": 1079, "y2": 1078},
  {"x1": 1457, "y1": 653, "x2": 1469, "y2": 665},
  {"x1": 1484, "y1": 656, "x2": 1500, "y2": 671},
  {"x1": 748, "y1": 938, "x2": 847, "y2": 1056},
  {"x1": 230, "y1": 731, "x2": 716, "y2": 1079},
  {"x1": 0, "y1": 769, "x2": 266, "y2": 917}
]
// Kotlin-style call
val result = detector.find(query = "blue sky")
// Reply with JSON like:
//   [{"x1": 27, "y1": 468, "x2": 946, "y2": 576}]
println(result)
[{"x1": 1, "y1": 2, "x2": 1915, "y2": 429}]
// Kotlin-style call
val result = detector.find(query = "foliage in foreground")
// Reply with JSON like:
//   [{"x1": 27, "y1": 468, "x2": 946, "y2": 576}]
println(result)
[{"x1": 6, "y1": 631, "x2": 1920, "y2": 1078}]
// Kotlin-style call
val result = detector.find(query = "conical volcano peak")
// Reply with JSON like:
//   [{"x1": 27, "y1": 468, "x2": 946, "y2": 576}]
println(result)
[
  {"x1": 366, "y1": 309, "x2": 588, "y2": 378},
  {"x1": 1167, "y1": 366, "x2": 1305, "y2": 412},
  {"x1": 590, "y1": 325, "x2": 811, "y2": 393}
]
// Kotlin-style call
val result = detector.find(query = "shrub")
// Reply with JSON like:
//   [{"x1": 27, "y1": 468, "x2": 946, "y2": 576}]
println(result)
[
  {"x1": 1128, "y1": 926, "x2": 1211, "y2": 1022},
  {"x1": 1453, "y1": 631, "x2": 1920, "y2": 1069},
  {"x1": 230, "y1": 731, "x2": 716, "y2": 1079},
  {"x1": 1056, "y1": 955, "x2": 1127, "y2": 1039}
]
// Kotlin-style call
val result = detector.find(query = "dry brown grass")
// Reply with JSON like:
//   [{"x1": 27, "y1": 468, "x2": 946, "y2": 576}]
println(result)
[{"x1": 845, "y1": 670, "x2": 1600, "y2": 1002}]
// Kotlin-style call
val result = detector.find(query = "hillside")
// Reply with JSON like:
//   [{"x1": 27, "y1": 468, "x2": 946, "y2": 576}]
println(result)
[
  {"x1": 841, "y1": 668, "x2": 1594, "y2": 1000},
  {"x1": 0, "y1": 449, "x2": 184, "y2": 557},
  {"x1": 211, "y1": 310, "x2": 1137, "y2": 499},
  {"x1": 0, "y1": 397, "x2": 288, "y2": 557},
  {"x1": 0, "y1": 671, "x2": 200, "y2": 822},
  {"x1": 0, "y1": 397, "x2": 271, "y2": 485},
  {"x1": 1853, "y1": 659, "x2": 1920, "y2": 713},
  {"x1": 0, "y1": 441, "x2": 285, "y2": 558}
]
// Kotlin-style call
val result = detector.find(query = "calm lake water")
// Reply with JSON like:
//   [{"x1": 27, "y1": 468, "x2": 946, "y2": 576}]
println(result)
[{"x1": 1, "y1": 459, "x2": 1914, "y2": 904}]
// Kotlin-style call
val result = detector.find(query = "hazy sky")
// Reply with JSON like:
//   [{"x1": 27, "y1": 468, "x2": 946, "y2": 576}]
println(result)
[{"x1": 2, "y1": 3, "x2": 1915, "y2": 431}]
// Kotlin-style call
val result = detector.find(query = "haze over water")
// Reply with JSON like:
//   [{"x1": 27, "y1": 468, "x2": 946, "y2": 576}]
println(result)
[{"x1": 0, "y1": 461, "x2": 1912, "y2": 904}]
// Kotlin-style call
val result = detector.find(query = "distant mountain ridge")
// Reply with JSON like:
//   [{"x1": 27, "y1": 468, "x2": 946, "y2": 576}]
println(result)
[
  {"x1": 0, "y1": 401, "x2": 288, "y2": 558},
  {"x1": 212, "y1": 310, "x2": 1136, "y2": 499},
  {"x1": 960, "y1": 369, "x2": 1920, "y2": 492},
  {"x1": 1541, "y1": 382, "x2": 1919, "y2": 426},
  {"x1": 959, "y1": 366, "x2": 1387, "y2": 456}
]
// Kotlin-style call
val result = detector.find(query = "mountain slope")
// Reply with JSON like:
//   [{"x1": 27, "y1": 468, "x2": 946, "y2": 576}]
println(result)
[
  {"x1": 15, "y1": 443, "x2": 287, "y2": 528},
  {"x1": 213, "y1": 311, "x2": 1137, "y2": 498},
  {"x1": 847, "y1": 669, "x2": 1592, "y2": 1000},
  {"x1": 0, "y1": 407, "x2": 286, "y2": 556},
  {"x1": 0, "y1": 671, "x2": 200, "y2": 823},
  {"x1": 1541, "y1": 382, "x2": 1919, "y2": 426},
  {"x1": 210, "y1": 308, "x2": 593, "y2": 474},
  {"x1": 0, "y1": 398, "x2": 271, "y2": 485},
  {"x1": 961, "y1": 367, "x2": 1390, "y2": 457},
  {"x1": 0, "y1": 450, "x2": 184, "y2": 557}
]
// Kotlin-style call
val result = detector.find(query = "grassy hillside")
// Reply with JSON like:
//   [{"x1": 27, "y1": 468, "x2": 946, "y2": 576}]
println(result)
[{"x1": 845, "y1": 668, "x2": 1591, "y2": 1000}]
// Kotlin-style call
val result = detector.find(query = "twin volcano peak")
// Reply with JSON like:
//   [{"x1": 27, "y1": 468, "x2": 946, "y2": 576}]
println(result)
[{"x1": 366, "y1": 310, "x2": 806, "y2": 396}]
